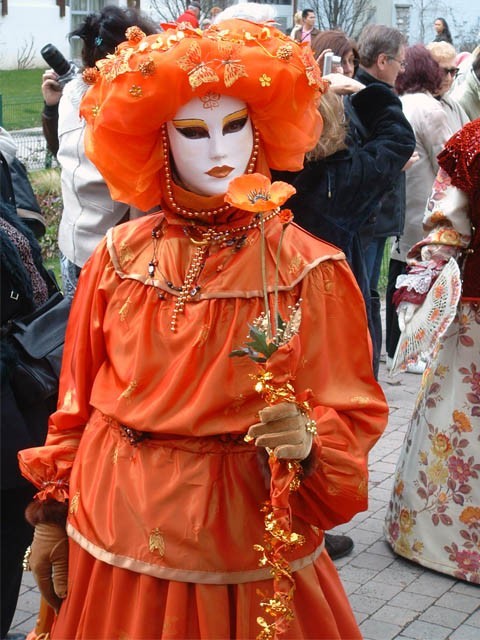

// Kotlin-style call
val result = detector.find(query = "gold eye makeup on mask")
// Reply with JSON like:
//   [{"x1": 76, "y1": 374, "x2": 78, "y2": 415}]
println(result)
[
  {"x1": 172, "y1": 119, "x2": 209, "y2": 139},
  {"x1": 222, "y1": 108, "x2": 249, "y2": 135}
]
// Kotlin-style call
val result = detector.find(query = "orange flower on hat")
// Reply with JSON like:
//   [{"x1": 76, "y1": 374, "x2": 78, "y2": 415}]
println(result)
[{"x1": 225, "y1": 173, "x2": 295, "y2": 212}]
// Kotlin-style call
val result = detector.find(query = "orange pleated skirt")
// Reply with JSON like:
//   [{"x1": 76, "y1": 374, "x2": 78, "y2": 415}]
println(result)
[{"x1": 52, "y1": 541, "x2": 361, "y2": 639}]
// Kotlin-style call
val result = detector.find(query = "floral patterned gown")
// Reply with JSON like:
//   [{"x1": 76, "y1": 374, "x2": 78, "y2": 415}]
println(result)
[{"x1": 384, "y1": 123, "x2": 480, "y2": 584}]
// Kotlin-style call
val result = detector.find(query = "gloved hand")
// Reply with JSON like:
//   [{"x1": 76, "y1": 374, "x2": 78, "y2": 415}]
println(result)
[
  {"x1": 246, "y1": 401, "x2": 315, "y2": 460},
  {"x1": 29, "y1": 522, "x2": 69, "y2": 612},
  {"x1": 397, "y1": 301, "x2": 420, "y2": 332}
]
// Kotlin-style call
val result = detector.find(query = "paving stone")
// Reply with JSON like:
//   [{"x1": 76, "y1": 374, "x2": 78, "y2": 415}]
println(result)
[
  {"x1": 10, "y1": 608, "x2": 35, "y2": 629},
  {"x1": 337, "y1": 563, "x2": 379, "y2": 585},
  {"x1": 419, "y1": 604, "x2": 469, "y2": 628},
  {"x1": 366, "y1": 540, "x2": 397, "y2": 557},
  {"x1": 451, "y1": 581, "x2": 480, "y2": 597},
  {"x1": 355, "y1": 579, "x2": 405, "y2": 600},
  {"x1": 338, "y1": 579, "x2": 359, "y2": 596},
  {"x1": 348, "y1": 593, "x2": 385, "y2": 614},
  {"x1": 406, "y1": 571, "x2": 456, "y2": 597},
  {"x1": 435, "y1": 591, "x2": 480, "y2": 613},
  {"x1": 401, "y1": 620, "x2": 453, "y2": 640},
  {"x1": 359, "y1": 618, "x2": 403, "y2": 640},
  {"x1": 371, "y1": 603, "x2": 418, "y2": 626},
  {"x1": 389, "y1": 590, "x2": 436, "y2": 612},
  {"x1": 374, "y1": 562, "x2": 424, "y2": 587},
  {"x1": 355, "y1": 517, "x2": 387, "y2": 535},
  {"x1": 348, "y1": 527, "x2": 383, "y2": 546},
  {"x1": 350, "y1": 551, "x2": 395, "y2": 571},
  {"x1": 449, "y1": 624, "x2": 480, "y2": 640},
  {"x1": 464, "y1": 608, "x2": 480, "y2": 626}
]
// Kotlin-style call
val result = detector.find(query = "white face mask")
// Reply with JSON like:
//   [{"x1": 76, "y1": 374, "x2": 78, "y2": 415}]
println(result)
[{"x1": 166, "y1": 94, "x2": 253, "y2": 197}]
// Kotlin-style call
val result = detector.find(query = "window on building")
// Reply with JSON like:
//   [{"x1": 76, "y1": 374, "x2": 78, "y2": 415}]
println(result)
[{"x1": 70, "y1": 0, "x2": 106, "y2": 61}]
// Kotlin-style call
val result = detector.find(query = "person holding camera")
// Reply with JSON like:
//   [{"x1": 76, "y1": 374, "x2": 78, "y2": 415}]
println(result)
[{"x1": 40, "y1": 5, "x2": 159, "y2": 298}]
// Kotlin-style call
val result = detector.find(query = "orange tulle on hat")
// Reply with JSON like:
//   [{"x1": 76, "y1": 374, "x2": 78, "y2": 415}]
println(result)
[{"x1": 80, "y1": 19, "x2": 326, "y2": 210}]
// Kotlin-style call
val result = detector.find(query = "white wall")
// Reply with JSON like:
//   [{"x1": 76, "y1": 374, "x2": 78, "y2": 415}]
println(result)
[{"x1": 0, "y1": 0, "x2": 71, "y2": 70}]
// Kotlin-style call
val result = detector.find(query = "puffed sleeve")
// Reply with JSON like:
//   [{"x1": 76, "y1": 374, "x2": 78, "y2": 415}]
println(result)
[
  {"x1": 18, "y1": 237, "x2": 116, "y2": 501},
  {"x1": 291, "y1": 258, "x2": 389, "y2": 529},
  {"x1": 394, "y1": 168, "x2": 471, "y2": 306}
]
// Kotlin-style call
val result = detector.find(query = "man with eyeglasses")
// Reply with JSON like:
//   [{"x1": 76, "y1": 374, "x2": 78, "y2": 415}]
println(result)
[{"x1": 350, "y1": 24, "x2": 414, "y2": 380}]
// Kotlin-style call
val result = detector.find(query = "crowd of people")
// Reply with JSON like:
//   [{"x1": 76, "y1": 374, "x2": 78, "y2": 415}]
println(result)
[{"x1": 2, "y1": 2, "x2": 479, "y2": 638}]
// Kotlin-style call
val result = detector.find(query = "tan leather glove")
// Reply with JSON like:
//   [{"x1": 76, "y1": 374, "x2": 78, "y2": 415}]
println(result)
[
  {"x1": 29, "y1": 522, "x2": 69, "y2": 612},
  {"x1": 247, "y1": 401, "x2": 315, "y2": 460}
]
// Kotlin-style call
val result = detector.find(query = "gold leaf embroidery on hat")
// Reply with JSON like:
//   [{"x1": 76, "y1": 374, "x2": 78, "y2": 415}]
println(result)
[
  {"x1": 259, "y1": 73, "x2": 271, "y2": 87},
  {"x1": 276, "y1": 44, "x2": 293, "y2": 61},
  {"x1": 138, "y1": 58, "x2": 155, "y2": 77},
  {"x1": 178, "y1": 42, "x2": 219, "y2": 89},
  {"x1": 125, "y1": 26, "x2": 146, "y2": 44},
  {"x1": 129, "y1": 85, "x2": 143, "y2": 98},
  {"x1": 149, "y1": 528, "x2": 165, "y2": 556},
  {"x1": 300, "y1": 49, "x2": 321, "y2": 87},
  {"x1": 217, "y1": 41, "x2": 247, "y2": 88},
  {"x1": 97, "y1": 48, "x2": 134, "y2": 82}
]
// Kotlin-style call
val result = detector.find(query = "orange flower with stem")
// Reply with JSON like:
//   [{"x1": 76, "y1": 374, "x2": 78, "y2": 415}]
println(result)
[
  {"x1": 226, "y1": 175, "x2": 306, "y2": 640},
  {"x1": 225, "y1": 173, "x2": 295, "y2": 340}
]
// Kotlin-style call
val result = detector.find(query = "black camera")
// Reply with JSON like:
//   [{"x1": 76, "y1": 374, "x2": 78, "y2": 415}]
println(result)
[{"x1": 41, "y1": 44, "x2": 78, "y2": 87}]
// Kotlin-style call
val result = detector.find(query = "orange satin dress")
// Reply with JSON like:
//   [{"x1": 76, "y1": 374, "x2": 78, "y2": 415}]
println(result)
[{"x1": 19, "y1": 193, "x2": 388, "y2": 639}]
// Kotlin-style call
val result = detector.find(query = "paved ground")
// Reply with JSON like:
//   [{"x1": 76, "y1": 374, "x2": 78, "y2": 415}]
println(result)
[{"x1": 7, "y1": 356, "x2": 480, "y2": 639}]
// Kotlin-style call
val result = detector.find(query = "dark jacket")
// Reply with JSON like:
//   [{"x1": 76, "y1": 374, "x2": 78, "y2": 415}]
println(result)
[
  {"x1": 42, "y1": 102, "x2": 60, "y2": 156},
  {"x1": 354, "y1": 67, "x2": 415, "y2": 240},
  {"x1": 0, "y1": 160, "x2": 53, "y2": 489},
  {"x1": 273, "y1": 84, "x2": 415, "y2": 307}
]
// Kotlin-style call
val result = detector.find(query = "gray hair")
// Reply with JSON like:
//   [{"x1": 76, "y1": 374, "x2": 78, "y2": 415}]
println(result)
[
  {"x1": 358, "y1": 24, "x2": 406, "y2": 67},
  {"x1": 213, "y1": 2, "x2": 277, "y2": 24}
]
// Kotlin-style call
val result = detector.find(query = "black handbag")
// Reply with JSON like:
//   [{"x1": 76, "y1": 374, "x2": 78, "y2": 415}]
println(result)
[{"x1": 5, "y1": 292, "x2": 71, "y2": 407}]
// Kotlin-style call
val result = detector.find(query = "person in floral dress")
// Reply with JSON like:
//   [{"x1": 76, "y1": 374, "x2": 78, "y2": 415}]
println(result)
[{"x1": 385, "y1": 119, "x2": 480, "y2": 584}]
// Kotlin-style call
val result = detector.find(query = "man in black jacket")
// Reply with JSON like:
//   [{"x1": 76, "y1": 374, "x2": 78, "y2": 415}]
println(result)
[{"x1": 354, "y1": 24, "x2": 413, "y2": 377}]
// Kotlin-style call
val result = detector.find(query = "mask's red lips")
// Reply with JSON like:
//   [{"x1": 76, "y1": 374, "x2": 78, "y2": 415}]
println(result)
[{"x1": 206, "y1": 165, "x2": 234, "y2": 178}]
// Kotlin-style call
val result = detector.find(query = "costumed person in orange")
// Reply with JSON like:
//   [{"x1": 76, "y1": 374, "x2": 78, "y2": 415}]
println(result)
[
  {"x1": 385, "y1": 119, "x2": 480, "y2": 583},
  {"x1": 19, "y1": 18, "x2": 388, "y2": 639}
]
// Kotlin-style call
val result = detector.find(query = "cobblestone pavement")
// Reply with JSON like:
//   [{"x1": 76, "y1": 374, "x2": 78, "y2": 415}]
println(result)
[{"x1": 7, "y1": 359, "x2": 480, "y2": 639}]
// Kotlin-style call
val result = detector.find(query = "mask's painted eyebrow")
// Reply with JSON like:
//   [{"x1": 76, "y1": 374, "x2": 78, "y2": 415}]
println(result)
[
  {"x1": 222, "y1": 108, "x2": 248, "y2": 128},
  {"x1": 171, "y1": 118, "x2": 208, "y2": 130}
]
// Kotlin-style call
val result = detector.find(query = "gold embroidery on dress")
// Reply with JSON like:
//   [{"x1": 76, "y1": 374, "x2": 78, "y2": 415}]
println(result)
[
  {"x1": 69, "y1": 492, "x2": 80, "y2": 514},
  {"x1": 118, "y1": 241, "x2": 133, "y2": 269},
  {"x1": 225, "y1": 394, "x2": 246, "y2": 415},
  {"x1": 288, "y1": 254, "x2": 304, "y2": 276},
  {"x1": 62, "y1": 389, "x2": 74, "y2": 411},
  {"x1": 197, "y1": 324, "x2": 210, "y2": 346},
  {"x1": 350, "y1": 395, "x2": 370, "y2": 405},
  {"x1": 357, "y1": 478, "x2": 368, "y2": 499},
  {"x1": 112, "y1": 445, "x2": 119, "y2": 465},
  {"x1": 327, "y1": 484, "x2": 340, "y2": 495},
  {"x1": 119, "y1": 297, "x2": 132, "y2": 322},
  {"x1": 120, "y1": 380, "x2": 138, "y2": 400},
  {"x1": 149, "y1": 528, "x2": 165, "y2": 556}
]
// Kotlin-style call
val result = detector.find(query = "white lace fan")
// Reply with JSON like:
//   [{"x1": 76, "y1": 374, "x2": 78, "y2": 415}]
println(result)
[{"x1": 390, "y1": 258, "x2": 462, "y2": 376}]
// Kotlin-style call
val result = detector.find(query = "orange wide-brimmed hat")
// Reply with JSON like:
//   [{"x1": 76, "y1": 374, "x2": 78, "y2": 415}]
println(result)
[{"x1": 81, "y1": 19, "x2": 326, "y2": 210}]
